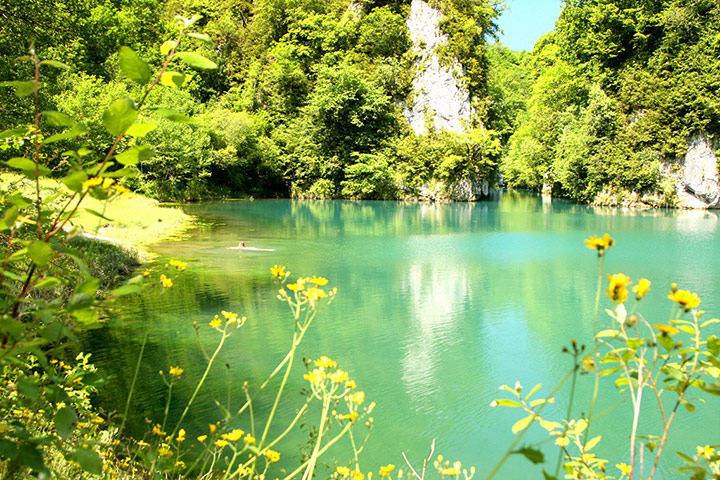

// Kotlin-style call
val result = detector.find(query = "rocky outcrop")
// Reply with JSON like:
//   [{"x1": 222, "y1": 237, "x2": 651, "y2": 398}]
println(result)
[
  {"x1": 417, "y1": 176, "x2": 496, "y2": 201},
  {"x1": 677, "y1": 135, "x2": 720, "y2": 208},
  {"x1": 404, "y1": 0, "x2": 472, "y2": 135},
  {"x1": 666, "y1": 135, "x2": 720, "y2": 209}
]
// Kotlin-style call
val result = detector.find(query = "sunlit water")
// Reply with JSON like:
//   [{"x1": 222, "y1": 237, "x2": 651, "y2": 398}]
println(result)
[{"x1": 83, "y1": 192, "x2": 720, "y2": 478}]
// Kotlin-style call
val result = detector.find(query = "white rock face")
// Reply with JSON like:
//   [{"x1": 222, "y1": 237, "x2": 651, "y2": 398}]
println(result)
[
  {"x1": 404, "y1": 0, "x2": 473, "y2": 135},
  {"x1": 675, "y1": 135, "x2": 720, "y2": 209}
]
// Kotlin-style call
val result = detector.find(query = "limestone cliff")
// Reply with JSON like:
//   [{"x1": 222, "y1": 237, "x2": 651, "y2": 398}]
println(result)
[
  {"x1": 670, "y1": 135, "x2": 720, "y2": 209},
  {"x1": 404, "y1": 0, "x2": 473, "y2": 135}
]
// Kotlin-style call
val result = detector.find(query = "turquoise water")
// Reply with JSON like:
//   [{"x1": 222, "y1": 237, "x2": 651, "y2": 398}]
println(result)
[{"x1": 85, "y1": 192, "x2": 720, "y2": 478}]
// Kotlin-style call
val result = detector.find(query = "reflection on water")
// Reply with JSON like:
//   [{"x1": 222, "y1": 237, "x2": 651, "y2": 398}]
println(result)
[{"x1": 83, "y1": 193, "x2": 720, "y2": 478}]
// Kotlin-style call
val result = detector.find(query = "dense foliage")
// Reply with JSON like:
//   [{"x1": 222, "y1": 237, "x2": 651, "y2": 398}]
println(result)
[
  {"x1": 501, "y1": 0, "x2": 720, "y2": 204},
  {"x1": 1, "y1": 0, "x2": 502, "y2": 201}
]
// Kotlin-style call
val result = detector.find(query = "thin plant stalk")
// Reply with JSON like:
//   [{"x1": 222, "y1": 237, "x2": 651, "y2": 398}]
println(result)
[{"x1": 119, "y1": 334, "x2": 147, "y2": 433}]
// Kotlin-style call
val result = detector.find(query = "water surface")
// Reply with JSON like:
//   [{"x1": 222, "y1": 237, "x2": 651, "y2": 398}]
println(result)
[{"x1": 85, "y1": 193, "x2": 720, "y2": 478}]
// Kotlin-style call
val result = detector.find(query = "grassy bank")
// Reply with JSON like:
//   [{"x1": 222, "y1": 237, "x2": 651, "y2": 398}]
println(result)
[{"x1": 1, "y1": 172, "x2": 193, "y2": 260}]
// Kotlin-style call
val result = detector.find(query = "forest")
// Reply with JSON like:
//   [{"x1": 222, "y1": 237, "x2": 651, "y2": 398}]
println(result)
[{"x1": 3, "y1": 0, "x2": 717, "y2": 204}]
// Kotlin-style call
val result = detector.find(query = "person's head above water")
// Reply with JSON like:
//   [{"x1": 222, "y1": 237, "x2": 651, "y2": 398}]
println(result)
[{"x1": 239, "y1": 241, "x2": 246, "y2": 247}]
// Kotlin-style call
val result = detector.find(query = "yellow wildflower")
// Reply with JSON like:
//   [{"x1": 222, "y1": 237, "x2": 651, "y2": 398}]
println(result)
[
  {"x1": 209, "y1": 316, "x2": 222, "y2": 330},
  {"x1": 440, "y1": 467, "x2": 458, "y2": 476},
  {"x1": 142, "y1": 270, "x2": 150, "y2": 277},
  {"x1": 379, "y1": 464, "x2": 395, "y2": 477},
  {"x1": 169, "y1": 366, "x2": 183, "y2": 378},
  {"x1": 606, "y1": 273, "x2": 631, "y2": 303},
  {"x1": 306, "y1": 287, "x2": 328, "y2": 301},
  {"x1": 342, "y1": 412, "x2": 358, "y2": 423},
  {"x1": 654, "y1": 324, "x2": 679, "y2": 336},
  {"x1": 168, "y1": 259, "x2": 187, "y2": 270},
  {"x1": 215, "y1": 439, "x2": 229, "y2": 448},
  {"x1": 82, "y1": 177, "x2": 103, "y2": 190},
  {"x1": 584, "y1": 233, "x2": 615, "y2": 256},
  {"x1": 176, "y1": 429, "x2": 186, "y2": 443},
  {"x1": 113, "y1": 184, "x2": 131, "y2": 196},
  {"x1": 102, "y1": 177, "x2": 115, "y2": 189},
  {"x1": 337, "y1": 466, "x2": 351, "y2": 477},
  {"x1": 158, "y1": 444, "x2": 173, "y2": 456},
  {"x1": 160, "y1": 274, "x2": 173, "y2": 288},
  {"x1": 197, "y1": 435, "x2": 207, "y2": 443},
  {"x1": 304, "y1": 368, "x2": 326, "y2": 384},
  {"x1": 697, "y1": 445, "x2": 715, "y2": 459},
  {"x1": 152, "y1": 424, "x2": 166, "y2": 436},
  {"x1": 91, "y1": 416, "x2": 104, "y2": 424},
  {"x1": 175, "y1": 460, "x2": 186, "y2": 468},
  {"x1": 616, "y1": 463, "x2": 631, "y2": 475},
  {"x1": 243, "y1": 434, "x2": 256, "y2": 444},
  {"x1": 238, "y1": 466, "x2": 253, "y2": 476},
  {"x1": 350, "y1": 391, "x2": 365, "y2": 405},
  {"x1": 329, "y1": 369, "x2": 349, "y2": 384},
  {"x1": 309, "y1": 275, "x2": 328, "y2": 286},
  {"x1": 264, "y1": 449, "x2": 280, "y2": 463},
  {"x1": 315, "y1": 356, "x2": 338, "y2": 368},
  {"x1": 209, "y1": 424, "x2": 217, "y2": 434},
  {"x1": 346, "y1": 380, "x2": 357, "y2": 389},
  {"x1": 221, "y1": 429, "x2": 244, "y2": 442},
  {"x1": 633, "y1": 278, "x2": 651, "y2": 300},
  {"x1": 270, "y1": 265, "x2": 286, "y2": 277},
  {"x1": 137, "y1": 440, "x2": 150, "y2": 447},
  {"x1": 351, "y1": 470, "x2": 364, "y2": 480},
  {"x1": 668, "y1": 289, "x2": 701, "y2": 312}
]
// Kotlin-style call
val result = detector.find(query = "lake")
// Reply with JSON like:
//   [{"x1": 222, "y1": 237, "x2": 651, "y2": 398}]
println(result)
[{"x1": 83, "y1": 192, "x2": 720, "y2": 478}]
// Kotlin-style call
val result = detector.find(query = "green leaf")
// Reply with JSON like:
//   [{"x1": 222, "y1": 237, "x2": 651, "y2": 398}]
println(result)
[
  {"x1": 17, "y1": 376, "x2": 39, "y2": 400},
  {"x1": 174, "y1": 51, "x2": 217, "y2": 69},
  {"x1": 119, "y1": 46, "x2": 151, "y2": 84},
  {"x1": 512, "y1": 447, "x2": 544, "y2": 465},
  {"x1": 702, "y1": 381, "x2": 720, "y2": 396},
  {"x1": 511, "y1": 415, "x2": 533, "y2": 434},
  {"x1": 0, "y1": 126, "x2": 31, "y2": 139},
  {"x1": 151, "y1": 108, "x2": 194, "y2": 123},
  {"x1": 40, "y1": 322, "x2": 67, "y2": 342},
  {"x1": 34, "y1": 276, "x2": 63, "y2": 289},
  {"x1": 542, "y1": 471, "x2": 558, "y2": 480},
  {"x1": 188, "y1": 32, "x2": 212, "y2": 44},
  {"x1": 102, "y1": 96, "x2": 138, "y2": 136},
  {"x1": 43, "y1": 124, "x2": 88, "y2": 144},
  {"x1": 160, "y1": 41, "x2": 176, "y2": 55},
  {"x1": 491, "y1": 399, "x2": 522, "y2": 408},
  {"x1": 17, "y1": 444, "x2": 47, "y2": 474},
  {"x1": 40, "y1": 60, "x2": 70, "y2": 70},
  {"x1": 524, "y1": 383, "x2": 542, "y2": 400},
  {"x1": 27, "y1": 241, "x2": 54, "y2": 267},
  {"x1": 0, "y1": 80, "x2": 36, "y2": 98},
  {"x1": 125, "y1": 123, "x2": 157, "y2": 137},
  {"x1": 160, "y1": 71, "x2": 189, "y2": 88},
  {"x1": 63, "y1": 170, "x2": 88, "y2": 193},
  {"x1": 84, "y1": 208, "x2": 113, "y2": 221},
  {"x1": 116, "y1": 145, "x2": 153, "y2": 166},
  {"x1": 658, "y1": 334, "x2": 674, "y2": 351},
  {"x1": 707, "y1": 335, "x2": 720, "y2": 357},
  {"x1": 77, "y1": 278, "x2": 100, "y2": 296},
  {"x1": 65, "y1": 293, "x2": 94, "y2": 312},
  {"x1": 6, "y1": 157, "x2": 50, "y2": 178},
  {"x1": 54, "y1": 407, "x2": 78, "y2": 439},
  {"x1": 42, "y1": 111, "x2": 75, "y2": 127},
  {"x1": 103, "y1": 168, "x2": 138, "y2": 178},
  {"x1": 70, "y1": 447, "x2": 102, "y2": 475},
  {"x1": 595, "y1": 329, "x2": 620, "y2": 338},
  {"x1": 0, "y1": 439, "x2": 18, "y2": 460},
  {"x1": 585, "y1": 435, "x2": 602, "y2": 452}
]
